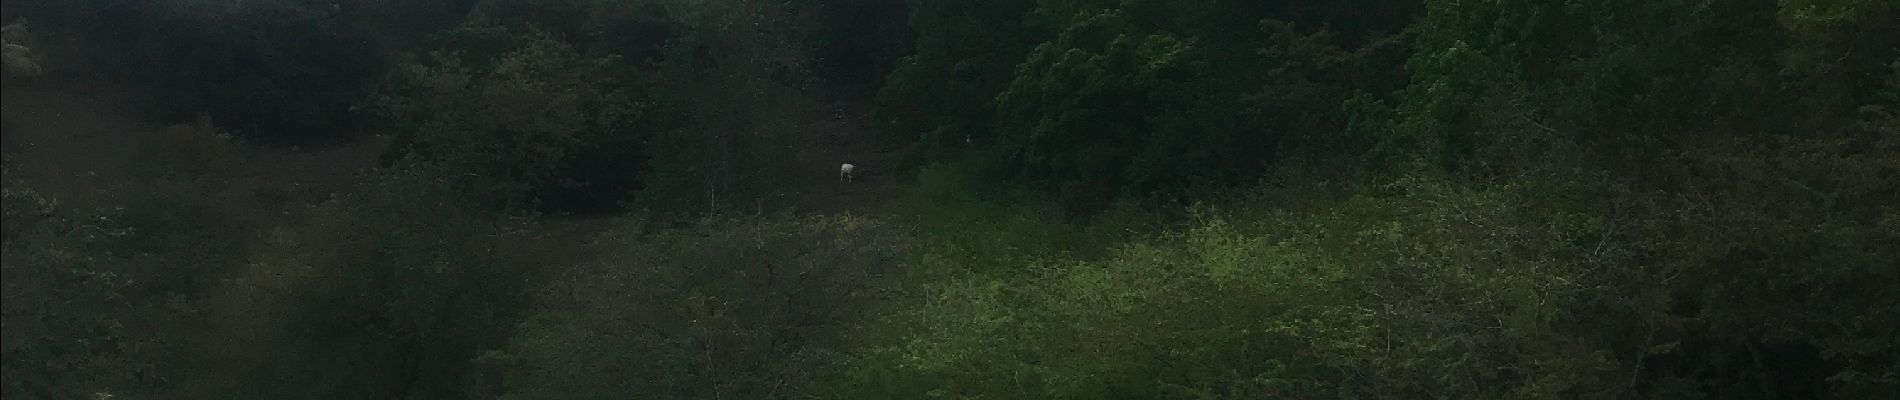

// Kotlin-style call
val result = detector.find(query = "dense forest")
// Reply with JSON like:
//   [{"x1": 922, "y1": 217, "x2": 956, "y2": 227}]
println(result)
[{"x1": 1, "y1": 0, "x2": 1895, "y2": 398}]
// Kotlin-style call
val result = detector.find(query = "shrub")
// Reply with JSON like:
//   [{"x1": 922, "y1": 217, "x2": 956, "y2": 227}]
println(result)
[
  {"x1": 479, "y1": 214, "x2": 907, "y2": 399},
  {"x1": 0, "y1": 166, "x2": 198, "y2": 399},
  {"x1": 280, "y1": 165, "x2": 540, "y2": 399},
  {"x1": 821, "y1": 146, "x2": 1650, "y2": 399},
  {"x1": 893, "y1": 163, "x2": 1094, "y2": 271}
]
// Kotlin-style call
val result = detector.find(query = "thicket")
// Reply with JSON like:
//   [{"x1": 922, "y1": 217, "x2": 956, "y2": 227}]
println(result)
[
  {"x1": 1, "y1": 164, "x2": 253, "y2": 398},
  {"x1": 479, "y1": 214, "x2": 907, "y2": 399},
  {"x1": 817, "y1": 0, "x2": 1898, "y2": 398},
  {"x1": 2, "y1": 0, "x2": 1894, "y2": 398},
  {"x1": 878, "y1": 0, "x2": 1417, "y2": 212}
]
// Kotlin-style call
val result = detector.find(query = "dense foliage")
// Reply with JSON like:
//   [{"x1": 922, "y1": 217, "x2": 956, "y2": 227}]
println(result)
[
  {"x1": 481, "y1": 215, "x2": 906, "y2": 399},
  {"x1": 372, "y1": 29, "x2": 643, "y2": 212},
  {"x1": 2, "y1": 0, "x2": 1894, "y2": 398}
]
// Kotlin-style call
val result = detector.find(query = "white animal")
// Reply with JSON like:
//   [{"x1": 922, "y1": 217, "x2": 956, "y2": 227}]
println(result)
[{"x1": 840, "y1": 163, "x2": 856, "y2": 183}]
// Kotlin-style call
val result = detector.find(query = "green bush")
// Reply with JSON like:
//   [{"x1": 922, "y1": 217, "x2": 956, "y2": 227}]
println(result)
[
  {"x1": 278, "y1": 165, "x2": 540, "y2": 399},
  {"x1": 894, "y1": 163, "x2": 1095, "y2": 272},
  {"x1": 479, "y1": 214, "x2": 907, "y2": 399},
  {"x1": 1338, "y1": 0, "x2": 1900, "y2": 396},
  {"x1": 1614, "y1": 132, "x2": 1900, "y2": 398},
  {"x1": 822, "y1": 162, "x2": 1635, "y2": 398},
  {"x1": 0, "y1": 167, "x2": 202, "y2": 399}
]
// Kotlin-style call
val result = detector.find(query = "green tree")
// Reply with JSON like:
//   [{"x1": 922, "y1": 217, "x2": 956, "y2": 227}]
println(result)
[
  {"x1": 991, "y1": 0, "x2": 1404, "y2": 210},
  {"x1": 1349, "y1": 0, "x2": 1900, "y2": 396},
  {"x1": 2, "y1": 170, "x2": 148, "y2": 398},
  {"x1": 990, "y1": 6, "x2": 1210, "y2": 205},
  {"x1": 632, "y1": 0, "x2": 827, "y2": 217},
  {"x1": 876, "y1": 0, "x2": 1036, "y2": 165},
  {"x1": 0, "y1": 167, "x2": 229, "y2": 399},
  {"x1": 374, "y1": 29, "x2": 645, "y2": 212}
]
